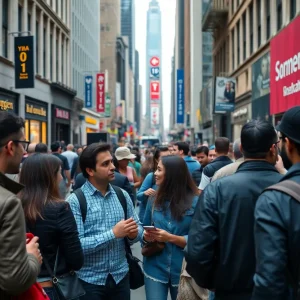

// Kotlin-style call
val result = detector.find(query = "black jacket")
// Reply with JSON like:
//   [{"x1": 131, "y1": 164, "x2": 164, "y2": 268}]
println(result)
[
  {"x1": 252, "y1": 163, "x2": 300, "y2": 300},
  {"x1": 73, "y1": 172, "x2": 134, "y2": 205},
  {"x1": 192, "y1": 167, "x2": 203, "y2": 186},
  {"x1": 186, "y1": 161, "x2": 282, "y2": 300},
  {"x1": 27, "y1": 201, "x2": 84, "y2": 277}
]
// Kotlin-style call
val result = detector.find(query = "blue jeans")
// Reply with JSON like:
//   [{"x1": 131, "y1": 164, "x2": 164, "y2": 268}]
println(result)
[
  {"x1": 145, "y1": 276, "x2": 178, "y2": 300},
  {"x1": 209, "y1": 291, "x2": 215, "y2": 300},
  {"x1": 79, "y1": 273, "x2": 130, "y2": 300}
]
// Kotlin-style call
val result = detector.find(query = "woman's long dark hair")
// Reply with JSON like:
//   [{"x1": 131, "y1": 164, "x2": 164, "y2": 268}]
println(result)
[
  {"x1": 19, "y1": 153, "x2": 63, "y2": 223},
  {"x1": 155, "y1": 156, "x2": 198, "y2": 221}
]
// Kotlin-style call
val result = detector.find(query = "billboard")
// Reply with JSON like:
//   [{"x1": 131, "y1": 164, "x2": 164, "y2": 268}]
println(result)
[
  {"x1": 151, "y1": 104, "x2": 159, "y2": 126},
  {"x1": 96, "y1": 73, "x2": 105, "y2": 113},
  {"x1": 176, "y1": 69, "x2": 184, "y2": 124},
  {"x1": 14, "y1": 36, "x2": 34, "y2": 89},
  {"x1": 150, "y1": 81, "x2": 160, "y2": 100},
  {"x1": 84, "y1": 75, "x2": 93, "y2": 108},
  {"x1": 214, "y1": 77, "x2": 235, "y2": 113},
  {"x1": 200, "y1": 79, "x2": 213, "y2": 125},
  {"x1": 270, "y1": 16, "x2": 300, "y2": 115}
]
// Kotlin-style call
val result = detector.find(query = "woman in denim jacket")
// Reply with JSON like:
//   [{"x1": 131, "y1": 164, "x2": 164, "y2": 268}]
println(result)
[{"x1": 142, "y1": 155, "x2": 199, "y2": 300}]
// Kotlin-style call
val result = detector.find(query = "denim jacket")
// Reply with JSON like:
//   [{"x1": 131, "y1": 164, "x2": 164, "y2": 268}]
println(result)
[{"x1": 142, "y1": 196, "x2": 198, "y2": 286}]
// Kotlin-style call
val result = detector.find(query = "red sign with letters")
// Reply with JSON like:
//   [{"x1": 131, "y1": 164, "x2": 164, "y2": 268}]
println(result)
[
  {"x1": 150, "y1": 81, "x2": 160, "y2": 100},
  {"x1": 96, "y1": 73, "x2": 105, "y2": 113},
  {"x1": 270, "y1": 16, "x2": 300, "y2": 114},
  {"x1": 55, "y1": 108, "x2": 69, "y2": 120}
]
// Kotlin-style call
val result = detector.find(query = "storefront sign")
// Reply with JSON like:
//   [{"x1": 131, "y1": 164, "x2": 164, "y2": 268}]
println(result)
[
  {"x1": 233, "y1": 108, "x2": 248, "y2": 118},
  {"x1": 96, "y1": 73, "x2": 105, "y2": 113},
  {"x1": 55, "y1": 108, "x2": 70, "y2": 120},
  {"x1": 270, "y1": 16, "x2": 300, "y2": 114},
  {"x1": 0, "y1": 100, "x2": 14, "y2": 111},
  {"x1": 150, "y1": 81, "x2": 160, "y2": 100},
  {"x1": 84, "y1": 75, "x2": 93, "y2": 108},
  {"x1": 85, "y1": 117, "x2": 97, "y2": 125},
  {"x1": 176, "y1": 69, "x2": 184, "y2": 124},
  {"x1": 26, "y1": 104, "x2": 47, "y2": 117},
  {"x1": 215, "y1": 77, "x2": 236, "y2": 113},
  {"x1": 14, "y1": 36, "x2": 34, "y2": 89}
]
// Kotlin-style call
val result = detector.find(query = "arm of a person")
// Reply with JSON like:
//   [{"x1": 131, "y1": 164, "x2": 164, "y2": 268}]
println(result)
[
  {"x1": 67, "y1": 194, "x2": 116, "y2": 255},
  {"x1": 123, "y1": 190, "x2": 143, "y2": 244},
  {"x1": 137, "y1": 173, "x2": 153, "y2": 202},
  {"x1": 185, "y1": 185, "x2": 218, "y2": 289},
  {"x1": 143, "y1": 198, "x2": 152, "y2": 226},
  {"x1": 132, "y1": 168, "x2": 141, "y2": 188},
  {"x1": 252, "y1": 193, "x2": 288, "y2": 300},
  {"x1": 198, "y1": 169, "x2": 210, "y2": 191},
  {"x1": 57, "y1": 202, "x2": 84, "y2": 271},
  {"x1": 0, "y1": 195, "x2": 40, "y2": 295},
  {"x1": 122, "y1": 176, "x2": 135, "y2": 205},
  {"x1": 71, "y1": 157, "x2": 78, "y2": 179},
  {"x1": 63, "y1": 158, "x2": 71, "y2": 185}
]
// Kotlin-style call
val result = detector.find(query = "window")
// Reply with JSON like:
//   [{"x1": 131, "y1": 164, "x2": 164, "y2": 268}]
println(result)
[
  {"x1": 232, "y1": 30, "x2": 235, "y2": 70},
  {"x1": 43, "y1": 28, "x2": 46, "y2": 78},
  {"x1": 249, "y1": 3, "x2": 253, "y2": 54},
  {"x1": 56, "y1": 39, "x2": 59, "y2": 81},
  {"x1": 2, "y1": 0, "x2": 9, "y2": 58},
  {"x1": 18, "y1": 6, "x2": 22, "y2": 32},
  {"x1": 61, "y1": 42, "x2": 64, "y2": 82},
  {"x1": 50, "y1": 34, "x2": 53, "y2": 80},
  {"x1": 257, "y1": 0, "x2": 261, "y2": 47},
  {"x1": 277, "y1": 0, "x2": 282, "y2": 31},
  {"x1": 28, "y1": 14, "x2": 31, "y2": 32},
  {"x1": 243, "y1": 13, "x2": 246, "y2": 60},
  {"x1": 237, "y1": 22, "x2": 240, "y2": 66},
  {"x1": 36, "y1": 21, "x2": 39, "y2": 73},
  {"x1": 266, "y1": 0, "x2": 270, "y2": 39},
  {"x1": 290, "y1": 0, "x2": 296, "y2": 19}
]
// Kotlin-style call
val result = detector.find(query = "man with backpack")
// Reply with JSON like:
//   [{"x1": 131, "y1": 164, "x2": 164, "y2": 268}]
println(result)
[
  {"x1": 252, "y1": 106, "x2": 300, "y2": 300},
  {"x1": 67, "y1": 143, "x2": 143, "y2": 300}
]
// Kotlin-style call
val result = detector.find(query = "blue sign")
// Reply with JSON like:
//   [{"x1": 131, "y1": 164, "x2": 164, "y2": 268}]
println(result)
[
  {"x1": 85, "y1": 75, "x2": 93, "y2": 108},
  {"x1": 176, "y1": 69, "x2": 184, "y2": 124},
  {"x1": 150, "y1": 67, "x2": 160, "y2": 78}
]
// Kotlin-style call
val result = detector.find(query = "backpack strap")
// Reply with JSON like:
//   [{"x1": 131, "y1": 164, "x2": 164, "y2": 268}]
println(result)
[
  {"x1": 112, "y1": 185, "x2": 127, "y2": 219},
  {"x1": 73, "y1": 188, "x2": 87, "y2": 223},
  {"x1": 264, "y1": 180, "x2": 300, "y2": 203}
]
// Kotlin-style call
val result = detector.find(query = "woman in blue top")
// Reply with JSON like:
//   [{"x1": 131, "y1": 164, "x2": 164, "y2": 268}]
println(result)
[
  {"x1": 137, "y1": 146, "x2": 170, "y2": 221},
  {"x1": 142, "y1": 155, "x2": 199, "y2": 300}
]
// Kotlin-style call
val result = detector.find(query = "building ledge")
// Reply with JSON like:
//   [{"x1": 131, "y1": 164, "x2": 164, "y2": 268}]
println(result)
[
  {"x1": 50, "y1": 82, "x2": 77, "y2": 96},
  {"x1": 0, "y1": 56, "x2": 14, "y2": 67}
]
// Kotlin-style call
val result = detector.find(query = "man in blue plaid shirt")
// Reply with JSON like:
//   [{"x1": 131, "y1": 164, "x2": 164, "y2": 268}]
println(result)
[{"x1": 67, "y1": 143, "x2": 143, "y2": 300}]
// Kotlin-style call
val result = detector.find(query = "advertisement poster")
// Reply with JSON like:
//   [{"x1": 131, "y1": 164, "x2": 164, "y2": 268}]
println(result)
[
  {"x1": 270, "y1": 16, "x2": 300, "y2": 114},
  {"x1": 151, "y1": 104, "x2": 159, "y2": 126},
  {"x1": 214, "y1": 77, "x2": 236, "y2": 113},
  {"x1": 96, "y1": 73, "x2": 105, "y2": 113},
  {"x1": 176, "y1": 69, "x2": 184, "y2": 124},
  {"x1": 150, "y1": 81, "x2": 160, "y2": 100}
]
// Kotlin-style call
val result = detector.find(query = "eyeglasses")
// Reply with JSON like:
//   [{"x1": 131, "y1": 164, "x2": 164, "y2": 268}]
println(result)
[{"x1": 13, "y1": 140, "x2": 30, "y2": 151}]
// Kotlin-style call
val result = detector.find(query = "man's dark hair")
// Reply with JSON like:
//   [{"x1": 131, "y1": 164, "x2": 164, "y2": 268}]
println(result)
[
  {"x1": 195, "y1": 146, "x2": 209, "y2": 156},
  {"x1": 215, "y1": 137, "x2": 230, "y2": 154},
  {"x1": 0, "y1": 111, "x2": 24, "y2": 144},
  {"x1": 241, "y1": 120, "x2": 277, "y2": 159},
  {"x1": 51, "y1": 141, "x2": 61, "y2": 152},
  {"x1": 174, "y1": 142, "x2": 190, "y2": 156},
  {"x1": 35, "y1": 143, "x2": 48, "y2": 153},
  {"x1": 80, "y1": 143, "x2": 111, "y2": 178}
]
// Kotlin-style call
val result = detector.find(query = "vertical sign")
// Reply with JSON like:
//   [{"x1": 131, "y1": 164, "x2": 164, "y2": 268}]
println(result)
[
  {"x1": 96, "y1": 73, "x2": 105, "y2": 113},
  {"x1": 176, "y1": 69, "x2": 184, "y2": 124},
  {"x1": 105, "y1": 95, "x2": 111, "y2": 117},
  {"x1": 14, "y1": 36, "x2": 34, "y2": 89},
  {"x1": 150, "y1": 81, "x2": 160, "y2": 100},
  {"x1": 84, "y1": 75, "x2": 93, "y2": 108}
]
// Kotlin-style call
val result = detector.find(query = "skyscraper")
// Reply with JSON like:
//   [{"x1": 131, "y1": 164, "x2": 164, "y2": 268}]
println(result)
[
  {"x1": 146, "y1": 0, "x2": 162, "y2": 135},
  {"x1": 121, "y1": 0, "x2": 135, "y2": 72}
]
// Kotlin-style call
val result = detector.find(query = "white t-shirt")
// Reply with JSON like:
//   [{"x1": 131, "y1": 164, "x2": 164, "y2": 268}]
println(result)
[{"x1": 62, "y1": 151, "x2": 78, "y2": 170}]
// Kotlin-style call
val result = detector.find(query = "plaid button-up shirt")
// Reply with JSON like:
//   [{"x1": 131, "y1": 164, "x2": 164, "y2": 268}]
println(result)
[{"x1": 67, "y1": 180, "x2": 143, "y2": 285}]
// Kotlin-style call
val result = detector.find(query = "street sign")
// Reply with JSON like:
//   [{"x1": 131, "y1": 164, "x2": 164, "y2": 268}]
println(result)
[
  {"x1": 150, "y1": 81, "x2": 160, "y2": 100},
  {"x1": 150, "y1": 56, "x2": 160, "y2": 67},
  {"x1": 84, "y1": 75, "x2": 93, "y2": 108},
  {"x1": 150, "y1": 67, "x2": 160, "y2": 78},
  {"x1": 14, "y1": 36, "x2": 34, "y2": 89},
  {"x1": 96, "y1": 73, "x2": 105, "y2": 113},
  {"x1": 176, "y1": 69, "x2": 184, "y2": 124}
]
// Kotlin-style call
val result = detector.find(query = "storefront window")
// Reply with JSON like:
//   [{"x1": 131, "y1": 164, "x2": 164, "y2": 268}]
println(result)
[{"x1": 30, "y1": 120, "x2": 41, "y2": 143}]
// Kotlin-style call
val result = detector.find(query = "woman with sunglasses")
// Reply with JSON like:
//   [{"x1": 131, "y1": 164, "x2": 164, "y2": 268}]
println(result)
[
  {"x1": 19, "y1": 153, "x2": 83, "y2": 300},
  {"x1": 142, "y1": 155, "x2": 199, "y2": 300}
]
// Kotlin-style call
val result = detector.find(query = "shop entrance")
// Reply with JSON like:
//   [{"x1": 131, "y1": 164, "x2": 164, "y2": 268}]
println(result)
[{"x1": 56, "y1": 123, "x2": 70, "y2": 144}]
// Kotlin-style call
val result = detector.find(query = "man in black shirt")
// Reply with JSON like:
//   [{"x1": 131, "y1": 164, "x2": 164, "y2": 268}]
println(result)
[{"x1": 51, "y1": 141, "x2": 71, "y2": 199}]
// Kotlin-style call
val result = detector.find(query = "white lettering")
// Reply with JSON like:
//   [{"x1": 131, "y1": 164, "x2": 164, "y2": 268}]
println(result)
[
  {"x1": 282, "y1": 80, "x2": 300, "y2": 96},
  {"x1": 276, "y1": 51, "x2": 300, "y2": 81}
]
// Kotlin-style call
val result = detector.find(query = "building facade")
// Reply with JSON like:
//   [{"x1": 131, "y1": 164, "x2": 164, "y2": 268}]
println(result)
[
  {"x1": 205, "y1": 0, "x2": 300, "y2": 141},
  {"x1": 71, "y1": 0, "x2": 101, "y2": 144},
  {"x1": 146, "y1": 0, "x2": 162, "y2": 136},
  {"x1": 0, "y1": 0, "x2": 78, "y2": 145}
]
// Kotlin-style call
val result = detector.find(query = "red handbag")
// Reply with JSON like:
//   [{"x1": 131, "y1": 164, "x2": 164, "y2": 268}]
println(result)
[{"x1": 12, "y1": 233, "x2": 49, "y2": 300}]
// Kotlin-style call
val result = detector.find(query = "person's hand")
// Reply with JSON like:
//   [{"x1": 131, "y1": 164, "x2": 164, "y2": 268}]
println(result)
[
  {"x1": 150, "y1": 229, "x2": 171, "y2": 243},
  {"x1": 26, "y1": 236, "x2": 43, "y2": 265},
  {"x1": 66, "y1": 181, "x2": 71, "y2": 188},
  {"x1": 144, "y1": 188, "x2": 156, "y2": 197},
  {"x1": 143, "y1": 230, "x2": 155, "y2": 242},
  {"x1": 113, "y1": 218, "x2": 138, "y2": 238},
  {"x1": 275, "y1": 155, "x2": 287, "y2": 174}
]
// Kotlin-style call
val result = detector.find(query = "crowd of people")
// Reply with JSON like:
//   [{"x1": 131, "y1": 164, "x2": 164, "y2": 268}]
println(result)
[{"x1": 0, "y1": 106, "x2": 300, "y2": 300}]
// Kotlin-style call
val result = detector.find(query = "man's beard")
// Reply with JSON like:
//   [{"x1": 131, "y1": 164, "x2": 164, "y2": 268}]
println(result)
[{"x1": 280, "y1": 145, "x2": 293, "y2": 170}]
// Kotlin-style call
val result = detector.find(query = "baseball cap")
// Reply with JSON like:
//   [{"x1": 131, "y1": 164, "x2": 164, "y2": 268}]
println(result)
[
  {"x1": 115, "y1": 147, "x2": 136, "y2": 160},
  {"x1": 209, "y1": 145, "x2": 215, "y2": 150},
  {"x1": 277, "y1": 106, "x2": 300, "y2": 144}
]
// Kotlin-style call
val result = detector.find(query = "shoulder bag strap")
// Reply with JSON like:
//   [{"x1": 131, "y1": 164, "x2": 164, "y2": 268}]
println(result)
[
  {"x1": 265, "y1": 180, "x2": 300, "y2": 203},
  {"x1": 73, "y1": 188, "x2": 87, "y2": 223}
]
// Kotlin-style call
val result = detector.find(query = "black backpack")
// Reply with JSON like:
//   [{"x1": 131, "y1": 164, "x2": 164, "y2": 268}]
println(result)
[{"x1": 72, "y1": 185, "x2": 144, "y2": 290}]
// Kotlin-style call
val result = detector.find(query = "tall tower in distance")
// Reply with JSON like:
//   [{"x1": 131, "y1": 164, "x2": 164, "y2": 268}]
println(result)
[{"x1": 146, "y1": 0, "x2": 162, "y2": 136}]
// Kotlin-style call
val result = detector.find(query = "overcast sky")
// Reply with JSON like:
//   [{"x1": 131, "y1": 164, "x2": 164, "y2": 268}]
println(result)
[{"x1": 135, "y1": 0, "x2": 176, "y2": 129}]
